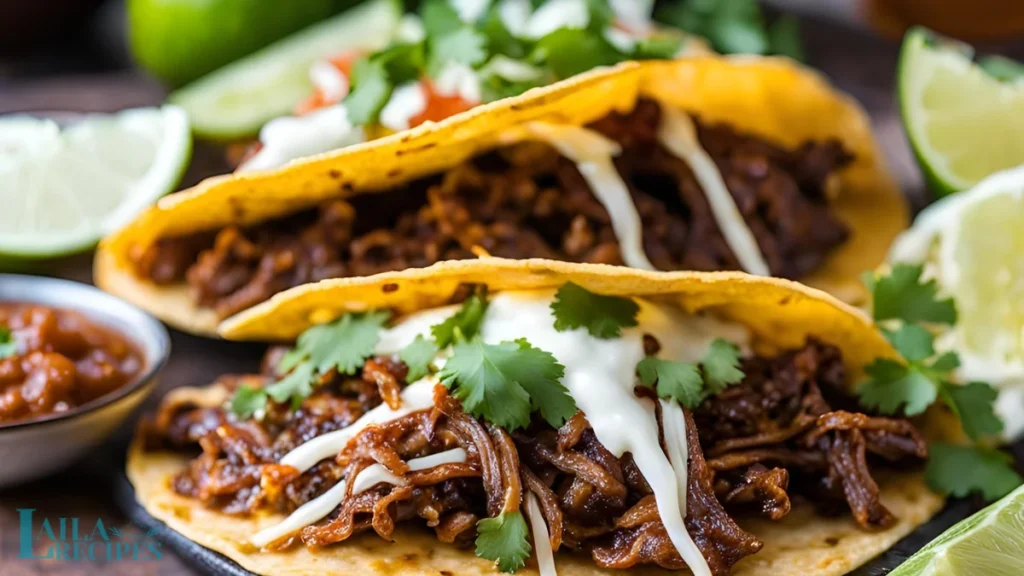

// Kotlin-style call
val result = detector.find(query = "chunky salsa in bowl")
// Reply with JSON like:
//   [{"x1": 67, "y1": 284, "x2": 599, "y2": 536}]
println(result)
[
  {"x1": 0, "y1": 302, "x2": 144, "y2": 425},
  {"x1": 0, "y1": 274, "x2": 169, "y2": 487}
]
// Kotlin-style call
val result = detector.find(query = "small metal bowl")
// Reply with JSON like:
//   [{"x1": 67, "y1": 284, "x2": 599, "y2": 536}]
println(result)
[{"x1": 0, "y1": 274, "x2": 170, "y2": 487}]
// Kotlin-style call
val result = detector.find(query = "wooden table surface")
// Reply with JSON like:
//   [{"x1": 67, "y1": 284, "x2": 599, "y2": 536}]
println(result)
[{"x1": 0, "y1": 14, "x2": 1018, "y2": 576}]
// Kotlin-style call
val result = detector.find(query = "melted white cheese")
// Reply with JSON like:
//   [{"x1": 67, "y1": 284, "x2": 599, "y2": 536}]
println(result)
[
  {"x1": 480, "y1": 291, "x2": 748, "y2": 576},
  {"x1": 522, "y1": 122, "x2": 655, "y2": 270},
  {"x1": 240, "y1": 105, "x2": 365, "y2": 173},
  {"x1": 252, "y1": 448, "x2": 467, "y2": 547},
  {"x1": 309, "y1": 60, "x2": 349, "y2": 103},
  {"x1": 279, "y1": 378, "x2": 437, "y2": 473},
  {"x1": 657, "y1": 107, "x2": 771, "y2": 276},
  {"x1": 379, "y1": 82, "x2": 428, "y2": 132},
  {"x1": 524, "y1": 492, "x2": 557, "y2": 576},
  {"x1": 524, "y1": 0, "x2": 590, "y2": 39}
]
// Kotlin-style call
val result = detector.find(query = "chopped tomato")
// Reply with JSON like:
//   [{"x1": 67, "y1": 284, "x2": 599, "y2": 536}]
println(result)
[
  {"x1": 294, "y1": 52, "x2": 362, "y2": 116},
  {"x1": 408, "y1": 79, "x2": 477, "y2": 128}
]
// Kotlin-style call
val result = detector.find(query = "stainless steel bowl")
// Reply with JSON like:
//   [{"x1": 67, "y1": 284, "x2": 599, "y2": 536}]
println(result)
[{"x1": 0, "y1": 274, "x2": 170, "y2": 487}]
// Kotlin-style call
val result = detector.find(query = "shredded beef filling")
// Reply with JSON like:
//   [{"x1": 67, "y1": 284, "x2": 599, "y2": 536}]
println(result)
[
  {"x1": 131, "y1": 100, "x2": 851, "y2": 319},
  {"x1": 142, "y1": 340, "x2": 923, "y2": 575}
]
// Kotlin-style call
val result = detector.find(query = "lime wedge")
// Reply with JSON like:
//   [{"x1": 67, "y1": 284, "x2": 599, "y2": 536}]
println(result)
[
  {"x1": 898, "y1": 27, "x2": 1024, "y2": 196},
  {"x1": 890, "y1": 481, "x2": 1024, "y2": 575},
  {"x1": 0, "y1": 106, "x2": 191, "y2": 260},
  {"x1": 168, "y1": 0, "x2": 402, "y2": 140}
]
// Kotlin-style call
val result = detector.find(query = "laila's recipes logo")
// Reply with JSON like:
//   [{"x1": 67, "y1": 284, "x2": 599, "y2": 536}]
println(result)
[{"x1": 17, "y1": 509, "x2": 162, "y2": 561}]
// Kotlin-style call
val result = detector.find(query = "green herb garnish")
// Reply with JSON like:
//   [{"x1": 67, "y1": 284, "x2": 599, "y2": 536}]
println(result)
[
  {"x1": 399, "y1": 334, "x2": 439, "y2": 382},
  {"x1": 656, "y1": 0, "x2": 804, "y2": 60},
  {"x1": 432, "y1": 293, "x2": 489, "y2": 347},
  {"x1": 229, "y1": 311, "x2": 390, "y2": 417},
  {"x1": 860, "y1": 264, "x2": 1017, "y2": 499},
  {"x1": 550, "y1": 282, "x2": 639, "y2": 339},
  {"x1": 637, "y1": 338, "x2": 744, "y2": 407},
  {"x1": 475, "y1": 510, "x2": 531, "y2": 573},
  {"x1": 0, "y1": 327, "x2": 16, "y2": 359}
]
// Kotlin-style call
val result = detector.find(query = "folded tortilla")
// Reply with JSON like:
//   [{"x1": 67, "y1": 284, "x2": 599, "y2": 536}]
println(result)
[
  {"x1": 129, "y1": 258, "x2": 942, "y2": 576},
  {"x1": 98, "y1": 56, "x2": 905, "y2": 337}
]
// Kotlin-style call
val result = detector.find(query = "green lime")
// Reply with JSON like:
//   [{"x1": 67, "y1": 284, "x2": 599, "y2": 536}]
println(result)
[
  {"x1": 167, "y1": 0, "x2": 401, "y2": 141},
  {"x1": 890, "y1": 481, "x2": 1024, "y2": 575},
  {"x1": 0, "y1": 106, "x2": 191, "y2": 261},
  {"x1": 128, "y1": 0, "x2": 360, "y2": 87},
  {"x1": 898, "y1": 27, "x2": 1024, "y2": 197}
]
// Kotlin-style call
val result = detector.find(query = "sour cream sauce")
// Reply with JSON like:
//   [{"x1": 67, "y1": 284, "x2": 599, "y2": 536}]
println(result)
[{"x1": 254, "y1": 291, "x2": 750, "y2": 576}]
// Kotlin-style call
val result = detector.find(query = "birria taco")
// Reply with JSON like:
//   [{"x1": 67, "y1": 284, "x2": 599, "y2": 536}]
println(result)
[
  {"x1": 97, "y1": 56, "x2": 906, "y2": 337},
  {"x1": 129, "y1": 259, "x2": 942, "y2": 576}
]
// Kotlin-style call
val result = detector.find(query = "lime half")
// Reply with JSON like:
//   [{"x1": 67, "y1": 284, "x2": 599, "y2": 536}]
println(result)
[
  {"x1": 168, "y1": 0, "x2": 401, "y2": 140},
  {"x1": 890, "y1": 481, "x2": 1024, "y2": 575},
  {"x1": 898, "y1": 27, "x2": 1024, "y2": 196},
  {"x1": 0, "y1": 106, "x2": 191, "y2": 260}
]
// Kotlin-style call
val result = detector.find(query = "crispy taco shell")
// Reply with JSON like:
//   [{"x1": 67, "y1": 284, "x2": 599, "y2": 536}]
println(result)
[
  {"x1": 129, "y1": 260, "x2": 942, "y2": 575},
  {"x1": 98, "y1": 56, "x2": 905, "y2": 337}
]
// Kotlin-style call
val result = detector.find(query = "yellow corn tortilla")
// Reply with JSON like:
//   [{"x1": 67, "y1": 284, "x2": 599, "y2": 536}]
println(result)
[
  {"x1": 129, "y1": 259, "x2": 944, "y2": 576},
  {"x1": 97, "y1": 55, "x2": 906, "y2": 338}
]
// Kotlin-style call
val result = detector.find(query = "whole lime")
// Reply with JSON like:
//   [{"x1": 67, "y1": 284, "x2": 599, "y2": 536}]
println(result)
[{"x1": 128, "y1": 0, "x2": 357, "y2": 86}]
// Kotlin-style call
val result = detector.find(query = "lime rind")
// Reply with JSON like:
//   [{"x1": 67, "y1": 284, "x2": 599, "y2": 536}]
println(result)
[
  {"x1": 0, "y1": 105, "x2": 191, "y2": 260},
  {"x1": 168, "y1": 0, "x2": 402, "y2": 141},
  {"x1": 891, "y1": 482, "x2": 1024, "y2": 575},
  {"x1": 898, "y1": 27, "x2": 1024, "y2": 197}
]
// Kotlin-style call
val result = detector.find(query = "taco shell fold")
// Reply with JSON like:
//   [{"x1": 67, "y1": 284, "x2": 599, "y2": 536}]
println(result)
[{"x1": 97, "y1": 56, "x2": 906, "y2": 337}]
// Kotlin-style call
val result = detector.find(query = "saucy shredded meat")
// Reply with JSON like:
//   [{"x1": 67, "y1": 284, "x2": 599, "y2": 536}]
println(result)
[
  {"x1": 142, "y1": 339, "x2": 923, "y2": 575},
  {"x1": 131, "y1": 100, "x2": 851, "y2": 319},
  {"x1": 0, "y1": 304, "x2": 143, "y2": 424}
]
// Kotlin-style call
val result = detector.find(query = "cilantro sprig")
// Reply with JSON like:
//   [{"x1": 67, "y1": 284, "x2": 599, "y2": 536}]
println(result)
[
  {"x1": 637, "y1": 338, "x2": 744, "y2": 407},
  {"x1": 229, "y1": 311, "x2": 390, "y2": 418},
  {"x1": 657, "y1": 0, "x2": 804, "y2": 60},
  {"x1": 475, "y1": 510, "x2": 531, "y2": 573},
  {"x1": 860, "y1": 264, "x2": 1021, "y2": 499},
  {"x1": 0, "y1": 327, "x2": 16, "y2": 359},
  {"x1": 551, "y1": 282, "x2": 639, "y2": 338}
]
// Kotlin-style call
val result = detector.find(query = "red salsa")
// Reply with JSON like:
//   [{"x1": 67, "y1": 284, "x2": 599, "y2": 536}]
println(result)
[{"x1": 0, "y1": 303, "x2": 143, "y2": 424}]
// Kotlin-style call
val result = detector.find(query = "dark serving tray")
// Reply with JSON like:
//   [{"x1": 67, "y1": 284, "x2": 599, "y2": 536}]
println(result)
[{"x1": 113, "y1": 467, "x2": 985, "y2": 576}]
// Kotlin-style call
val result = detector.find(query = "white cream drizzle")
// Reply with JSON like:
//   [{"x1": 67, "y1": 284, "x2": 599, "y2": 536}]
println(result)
[
  {"x1": 524, "y1": 492, "x2": 557, "y2": 576},
  {"x1": 239, "y1": 105, "x2": 365, "y2": 173},
  {"x1": 657, "y1": 106, "x2": 771, "y2": 276},
  {"x1": 519, "y1": 122, "x2": 655, "y2": 270},
  {"x1": 251, "y1": 448, "x2": 467, "y2": 547},
  {"x1": 258, "y1": 290, "x2": 751, "y2": 575}
]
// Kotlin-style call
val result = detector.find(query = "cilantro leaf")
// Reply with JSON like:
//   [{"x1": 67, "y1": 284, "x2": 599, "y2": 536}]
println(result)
[
  {"x1": 530, "y1": 28, "x2": 621, "y2": 79},
  {"x1": 481, "y1": 7, "x2": 528, "y2": 58},
  {"x1": 428, "y1": 26, "x2": 488, "y2": 76},
  {"x1": 637, "y1": 357, "x2": 704, "y2": 408},
  {"x1": 930, "y1": 351, "x2": 961, "y2": 372},
  {"x1": 344, "y1": 58, "x2": 394, "y2": 125},
  {"x1": 400, "y1": 334, "x2": 439, "y2": 382},
  {"x1": 767, "y1": 15, "x2": 804, "y2": 61},
  {"x1": 287, "y1": 311, "x2": 390, "y2": 376},
  {"x1": 439, "y1": 338, "x2": 572, "y2": 430},
  {"x1": 231, "y1": 311, "x2": 389, "y2": 417},
  {"x1": 883, "y1": 324, "x2": 935, "y2": 362},
  {"x1": 0, "y1": 327, "x2": 16, "y2": 359},
  {"x1": 926, "y1": 443, "x2": 1023, "y2": 500},
  {"x1": 702, "y1": 338, "x2": 745, "y2": 394},
  {"x1": 421, "y1": 0, "x2": 464, "y2": 38},
  {"x1": 858, "y1": 359, "x2": 937, "y2": 416},
  {"x1": 432, "y1": 293, "x2": 489, "y2": 348},
  {"x1": 634, "y1": 35, "x2": 685, "y2": 59},
  {"x1": 373, "y1": 42, "x2": 426, "y2": 85},
  {"x1": 230, "y1": 385, "x2": 268, "y2": 420},
  {"x1": 551, "y1": 282, "x2": 639, "y2": 339},
  {"x1": 868, "y1": 263, "x2": 957, "y2": 325},
  {"x1": 475, "y1": 511, "x2": 531, "y2": 573},
  {"x1": 940, "y1": 382, "x2": 1004, "y2": 441}
]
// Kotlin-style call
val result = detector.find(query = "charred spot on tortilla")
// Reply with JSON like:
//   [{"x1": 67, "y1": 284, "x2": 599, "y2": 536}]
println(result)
[{"x1": 128, "y1": 100, "x2": 851, "y2": 321}]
